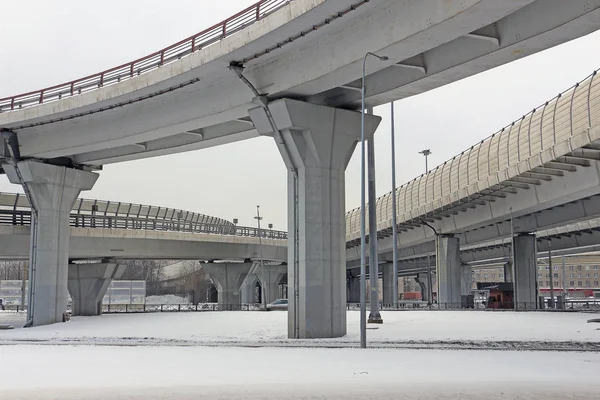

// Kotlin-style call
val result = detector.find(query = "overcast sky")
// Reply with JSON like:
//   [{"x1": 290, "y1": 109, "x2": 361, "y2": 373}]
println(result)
[{"x1": 2, "y1": 1, "x2": 600, "y2": 229}]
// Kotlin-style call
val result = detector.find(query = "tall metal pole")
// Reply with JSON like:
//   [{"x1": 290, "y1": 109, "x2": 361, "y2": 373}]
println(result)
[
  {"x1": 367, "y1": 107, "x2": 382, "y2": 324},
  {"x1": 509, "y1": 207, "x2": 517, "y2": 310},
  {"x1": 548, "y1": 239, "x2": 554, "y2": 309},
  {"x1": 562, "y1": 255, "x2": 567, "y2": 298},
  {"x1": 254, "y1": 206, "x2": 266, "y2": 310},
  {"x1": 419, "y1": 149, "x2": 433, "y2": 305},
  {"x1": 360, "y1": 52, "x2": 388, "y2": 348},
  {"x1": 390, "y1": 102, "x2": 399, "y2": 309}
]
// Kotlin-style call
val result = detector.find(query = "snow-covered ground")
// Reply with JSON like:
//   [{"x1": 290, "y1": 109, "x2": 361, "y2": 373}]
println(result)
[
  {"x1": 1, "y1": 310, "x2": 598, "y2": 348},
  {"x1": 0, "y1": 345, "x2": 599, "y2": 399}
]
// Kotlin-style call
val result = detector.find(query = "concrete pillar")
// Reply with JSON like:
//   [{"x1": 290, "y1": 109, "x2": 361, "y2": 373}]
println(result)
[
  {"x1": 249, "y1": 98, "x2": 381, "y2": 338},
  {"x1": 68, "y1": 263, "x2": 126, "y2": 316},
  {"x1": 4, "y1": 161, "x2": 98, "y2": 326},
  {"x1": 514, "y1": 234, "x2": 538, "y2": 309},
  {"x1": 203, "y1": 263, "x2": 252, "y2": 307},
  {"x1": 256, "y1": 265, "x2": 287, "y2": 304},
  {"x1": 461, "y1": 264, "x2": 472, "y2": 296},
  {"x1": 436, "y1": 235, "x2": 461, "y2": 308},
  {"x1": 504, "y1": 262, "x2": 513, "y2": 283},
  {"x1": 347, "y1": 276, "x2": 360, "y2": 303},
  {"x1": 241, "y1": 274, "x2": 259, "y2": 304},
  {"x1": 415, "y1": 273, "x2": 431, "y2": 302},
  {"x1": 382, "y1": 263, "x2": 395, "y2": 305}
]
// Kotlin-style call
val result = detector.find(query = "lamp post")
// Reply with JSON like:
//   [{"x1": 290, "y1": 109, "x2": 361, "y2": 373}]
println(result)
[
  {"x1": 390, "y1": 102, "x2": 399, "y2": 309},
  {"x1": 360, "y1": 52, "x2": 388, "y2": 348},
  {"x1": 419, "y1": 149, "x2": 433, "y2": 305},
  {"x1": 254, "y1": 206, "x2": 266, "y2": 309},
  {"x1": 419, "y1": 149, "x2": 431, "y2": 173}
]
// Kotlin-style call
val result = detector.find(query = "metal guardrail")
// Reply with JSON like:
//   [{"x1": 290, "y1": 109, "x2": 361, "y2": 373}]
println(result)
[
  {"x1": 0, "y1": 210, "x2": 288, "y2": 240},
  {"x1": 347, "y1": 68, "x2": 600, "y2": 240},
  {"x1": 102, "y1": 303, "x2": 263, "y2": 313},
  {"x1": 346, "y1": 300, "x2": 600, "y2": 311},
  {"x1": 0, "y1": 0, "x2": 293, "y2": 112}
]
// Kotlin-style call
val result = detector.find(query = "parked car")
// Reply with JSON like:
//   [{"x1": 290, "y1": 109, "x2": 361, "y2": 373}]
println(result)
[{"x1": 266, "y1": 299, "x2": 288, "y2": 311}]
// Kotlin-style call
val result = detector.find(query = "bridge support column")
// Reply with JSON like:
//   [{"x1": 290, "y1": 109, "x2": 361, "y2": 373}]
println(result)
[
  {"x1": 514, "y1": 234, "x2": 538, "y2": 309},
  {"x1": 256, "y1": 265, "x2": 287, "y2": 304},
  {"x1": 4, "y1": 161, "x2": 98, "y2": 326},
  {"x1": 241, "y1": 274, "x2": 259, "y2": 304},
  {"x1": 203, "y1": 263, "x2": 252, "y2": 308},
  {"x1": 382, "y1": 263, "x2": 395, "y2": 305},
  {"x1": 436, "y1": 236, "x2": 461, "y2": 308},
  {"x1": 347, "y1": 271, "x2": 360, "y2": 303},
  {"x1": 504, "y1": 262, "x2": 513, "y2": 283},
  {"x1": 461, "y1": 264, "x2": 472, "y2": 296},
  {"x1": 415, "y1": 272, "x2": 432, "y2": 303},
  {"x1": 68, "y1": 262, "x2": 125, "y2": 316},
  {"x1": 249, "y1": 98, "x2": 381, "y2": 338}
]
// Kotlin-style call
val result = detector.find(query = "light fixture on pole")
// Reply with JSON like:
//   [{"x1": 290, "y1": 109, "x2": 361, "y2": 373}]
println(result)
[
  {"x1": 360, "y1": 51, "x2": 388, "y2": 349},
  {"x1": 254, "y1": 206, "x2": 266, "y2": 309},
  {"x1": 390, "y1": 102, "x2": 399, "y2": 309}
]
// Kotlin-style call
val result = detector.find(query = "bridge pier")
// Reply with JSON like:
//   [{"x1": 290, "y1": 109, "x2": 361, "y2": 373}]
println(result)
[
  {"x1": 4, "y1": 161, "x2": 98, "y2": 326},
  {"x1": 504, "y1": 262, "x2": 513, "y2": 283},
  {"x1": 256, "y1": 265, "x2": 287, "y2": 304},
  {"x1": 347, "y1": 271, "x2": 360, "y2": 303},
  {"x1": 415, "y1": 272, "x2": 434, "y2": 303},
  {"x1": 203, "y1": 263, "x2": 252, "y2": 309},
  {"x1": 250, "y1": 98, "x2": 381, "y2": 338},
  {"x1": 241, "y1": 274, "x2": 259, "y2": 304},
  {"x1": 436, "y1": 236, "x2": 461, "y2": 308},
  {"x1": 514, "y1": 234, "x2": 538, "y2": 309},
  {"x1": 68, "y1": 262, "x2": 125, "y2": 316},
  {"x1": 382, "y1": 263, "x2": 395, "y2": 305}
]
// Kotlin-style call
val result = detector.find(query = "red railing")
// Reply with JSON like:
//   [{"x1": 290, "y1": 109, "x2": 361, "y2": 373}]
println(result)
[{"x1": 0, "y1": 0, "x2": 292, "y2": 113}]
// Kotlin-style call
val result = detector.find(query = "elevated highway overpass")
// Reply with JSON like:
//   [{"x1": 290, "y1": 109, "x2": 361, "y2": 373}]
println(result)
[{"x1": 3, "y1": 0, "x2": 600, "y2": 336}]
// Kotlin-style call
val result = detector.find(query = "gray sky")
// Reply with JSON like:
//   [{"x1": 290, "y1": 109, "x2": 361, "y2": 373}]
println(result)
[{"x1": 2, "y1": 1, "x2": 600, "y2": 229}]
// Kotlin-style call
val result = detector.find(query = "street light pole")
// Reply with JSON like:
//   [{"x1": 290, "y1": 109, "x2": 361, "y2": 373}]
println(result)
[
  {"x1": 548, "y1": 239, "x2": 554, "y2": 309},
  {"x1": 254, "y1": 206, "x2": 266, "y2": 310},
  {"x1": 419, "y1": 149, "x2": 432, "y2": 305},
  {"x1": 390, "y1": 102, "x2": 399, "y2": 309},
  {"x1": 360, "y1": 51, "x2": 388, "y2": 349}
]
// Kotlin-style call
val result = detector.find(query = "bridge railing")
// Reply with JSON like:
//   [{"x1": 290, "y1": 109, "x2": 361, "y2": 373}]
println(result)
[
  {"x1": 0, "y1": 210, "x2": 288, "y2": 240},
  {"x1": 347, "y1": 68, "x2": 600, "y2": 240},
  {"x1": 0, "y1": 0, "x2": 293, "y2": 112}
]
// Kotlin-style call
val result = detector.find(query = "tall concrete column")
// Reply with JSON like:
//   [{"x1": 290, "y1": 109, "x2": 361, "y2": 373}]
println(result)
[
  {"x1": 382, "y1": 263, "x2": 395, "y2": 305},
  {"x1": 68, "y1": 262, "x2": 126, "y2": 316},
  {"x1": 347, "y1": 276, "x2": 360, "y2": 303},
  {"x1": 461, "y1": 264, "x2": 472, "y2": 296},
  {"x1": 436, "y1": 235, "x2": 461, "y2": 308},
  {"x1": 250, "y1": 98, "x2": 381, "y2": 338},
  {"x1": 203, "y1": 263, "x2": 252, "y2": 307},
  {"x1": 241, "y1": 274, "x2": 259, "y2": 304},
  {"x1": 504, "y1": 262, "x2": 513, "y2": 283},
  {"x1": 415, "y1": 272, "x2": 432, "y2": 302},
  {"x1": 513, "y1": 234, "x2": 538, "y2": 309},
  {"x1": 256, "y1": 264, "x2": 287, "y2": 304},
  {"x1": 4, "y1": 161, "x2": 98, "y2": 326}
]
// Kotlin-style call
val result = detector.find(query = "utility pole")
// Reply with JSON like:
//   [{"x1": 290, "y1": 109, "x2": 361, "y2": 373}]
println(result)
[
  {"x1": 390, "y1": 102, "x2": 399, "y2": 309},
  {"x1": 254, "y1": 206, "x2": 266, "y2": 310}
]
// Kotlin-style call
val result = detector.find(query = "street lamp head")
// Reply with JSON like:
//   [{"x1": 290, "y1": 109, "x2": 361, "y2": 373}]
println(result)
[
  {"x1": 419, "y1": 149, "x2": 431, "y2": 156},
  {"x1": 379, "y1": 56, "x2": 389, "y2": 61}
]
